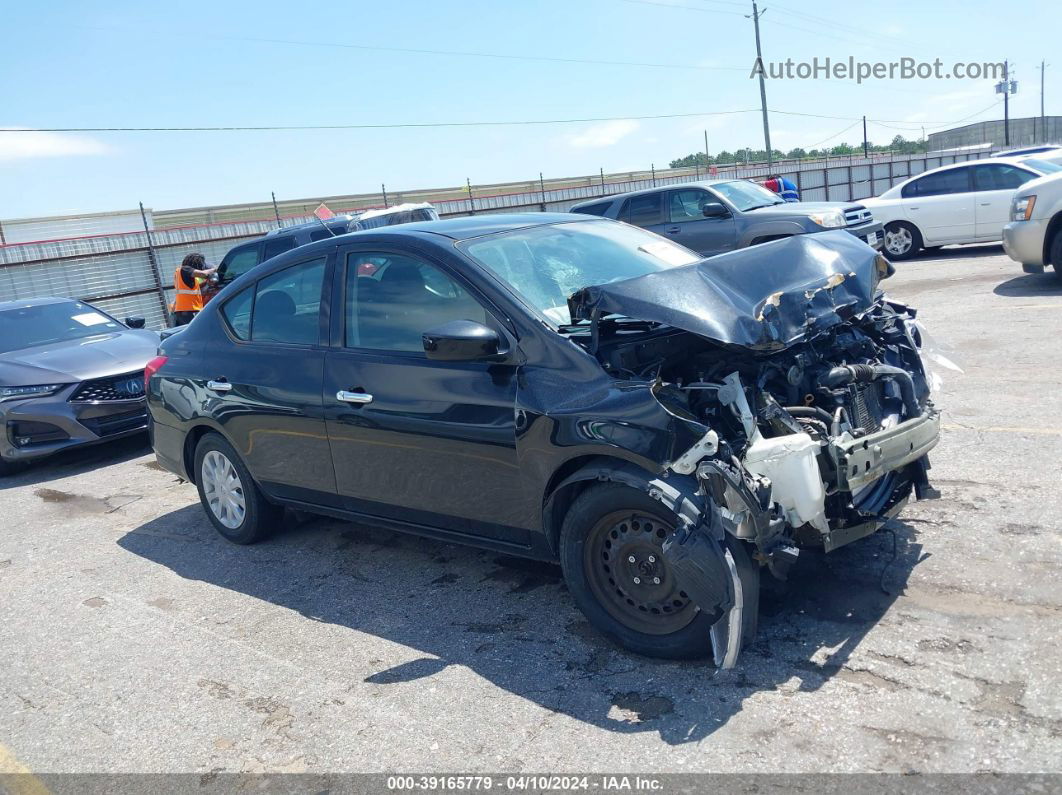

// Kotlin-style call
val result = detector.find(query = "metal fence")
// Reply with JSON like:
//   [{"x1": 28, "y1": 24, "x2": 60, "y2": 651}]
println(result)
[{"x1": 0, "y1": 146, "x2": 1011, "y2": 329}]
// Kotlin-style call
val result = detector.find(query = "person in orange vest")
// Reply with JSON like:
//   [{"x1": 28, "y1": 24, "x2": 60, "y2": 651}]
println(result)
[{"x1": 172, "y1": 252, "x2": 218, "y2": 326}]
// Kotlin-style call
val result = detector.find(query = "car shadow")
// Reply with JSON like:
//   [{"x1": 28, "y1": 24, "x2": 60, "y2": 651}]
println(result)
[
  {"x1": 992, "y1": 271, "x2": 1062, "y2": 297},
  {"x1": 118, "y1": 505, "x2": 924, "y2": 745},
  {"x1": 908, "y1": 243, "x2": 1003, "y2": 262},
  {"x1": 0, "y1": 433, "x2": 151, "y2": 491}
]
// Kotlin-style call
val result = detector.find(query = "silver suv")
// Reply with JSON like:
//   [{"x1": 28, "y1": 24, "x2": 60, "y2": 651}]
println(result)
[
  {"x1": 1003, "y1": 171, "x2": 1062, "y2": 281},
  {"x1": 570, "y1": 179, "x2": 883, "y2": 258}
]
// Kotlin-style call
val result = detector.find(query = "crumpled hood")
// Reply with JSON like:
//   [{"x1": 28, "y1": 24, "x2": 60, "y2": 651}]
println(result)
[
  {"x1": 0, "y1": 330, "x2": 159, "y2": 385},
  {"x1": 568, "y1": 230, "x2": 884, "y2": 352}
]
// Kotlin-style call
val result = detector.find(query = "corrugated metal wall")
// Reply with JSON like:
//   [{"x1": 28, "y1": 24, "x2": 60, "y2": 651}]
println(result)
[{"x1": 0, "y1": 148, "x2": 1002, "y2": 329}]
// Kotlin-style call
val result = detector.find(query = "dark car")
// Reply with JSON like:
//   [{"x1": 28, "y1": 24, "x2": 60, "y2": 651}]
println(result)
[
  {"x1": 0, "y1": 298, "x2": 159, "y2": 473},
  {"x1": 215, "y1": 216, "x2": 358, "y2": 286},
  {"x1": 147, "y1": 214, "x2": 939, "y2": 667},
  {"x1": 570, "y1": 179, "x2": 884, "y2": 257}
]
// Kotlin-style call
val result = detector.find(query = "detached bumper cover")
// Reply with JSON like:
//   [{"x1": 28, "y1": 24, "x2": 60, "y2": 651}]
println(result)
[{"x1": 829, "y1": 407, "x2": 941, "y2": 492}]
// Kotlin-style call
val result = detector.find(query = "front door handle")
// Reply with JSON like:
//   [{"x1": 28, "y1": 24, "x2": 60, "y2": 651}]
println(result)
[
  {"x1": 666, "y1": 226, "x2": 680, "y2": 233},
  {"x1": 979, "y1": 202, "x2": 991, "y2": 206},
  {"x1": 337, "y1": 390, "x2": 373, "y2": 404},
  {"x1": 207, "y1": 379, "x2": 232, "y2": 393}
]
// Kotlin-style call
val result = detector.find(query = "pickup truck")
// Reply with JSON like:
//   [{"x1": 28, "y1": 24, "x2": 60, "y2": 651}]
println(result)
[{"x1": 569, "y1": 179, "x2": 883, "y2": 257}]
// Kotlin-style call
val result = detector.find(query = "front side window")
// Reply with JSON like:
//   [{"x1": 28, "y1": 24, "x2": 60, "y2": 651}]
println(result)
[
  {"x1": 902, "y1": 168, "x2": 971, "y2": 198},
  {"x1": 249, "y1": 258, "x2": 326, "y2": 345},
  {"x1": 459, "y1": 220, "x2": 699, "y2": 326},
  {"x1": 627, "y1": 193, "x2": 664, "y2": 227},
  {"x1": 345, "y1": 252, "x2": 487, "y2": 352},
  {"x1": 669, "y1": 189, "x2": 713, "y2": 223},
  {"x1": 710, "y1": 180, "x2": 783, "y2": 211},
  {"x1": 972, "y1": 164, "x2": 1037, "y2": 191},
  {"x1": 220, "y1": 247, "x2": 260, "y2": 282},
  {"x1": 0, "y1": 301, "x2": 123, "y2": 354}
]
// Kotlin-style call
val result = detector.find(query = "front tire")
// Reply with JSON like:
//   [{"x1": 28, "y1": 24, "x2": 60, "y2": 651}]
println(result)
[
  {"x1": 1050, "y1": 230, "x2": 1062, "y2": 283},
  {"x1": 193, "y1": 433, "x2": 281, "y2": 544},
  {"x1": 883, "y1": 221, "x2": 923, "y2": 260},
  {"x1": 559, "y1": 484, "x2": 715, "y2": 659}
]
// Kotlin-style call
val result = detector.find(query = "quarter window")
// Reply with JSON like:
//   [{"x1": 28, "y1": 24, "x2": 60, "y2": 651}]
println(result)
[
  {"x1": 249, "y1": 258, "x2": 326, "y2": 345},
  {"x1": 573, "y1": 202, "x2": 612, "y2": 217},
  {"x1": 221, "y1": 287, "x2": 254, "y2": 340},
  {"x1": 344, "y1": 252, "x2": 487, "y2": 352}
]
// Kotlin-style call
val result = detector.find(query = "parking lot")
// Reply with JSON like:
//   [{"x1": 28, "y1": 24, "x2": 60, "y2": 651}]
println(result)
[{"x1": 1, "y1": 244, "x2": 1060, "y2": 775}]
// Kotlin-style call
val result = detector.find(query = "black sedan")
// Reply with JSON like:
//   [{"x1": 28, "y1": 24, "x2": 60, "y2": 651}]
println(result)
[
  {"x1": 147, "y1": 213, "x2": 939, "y2": 666},
  {"x1": 0, "y1": 298, "x2": 158, "y2": 474}
]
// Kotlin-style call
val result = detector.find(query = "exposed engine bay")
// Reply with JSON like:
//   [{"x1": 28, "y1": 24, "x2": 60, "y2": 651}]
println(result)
[{"x1": 566, "y1": 231, "x2": 941, "y2": 667}]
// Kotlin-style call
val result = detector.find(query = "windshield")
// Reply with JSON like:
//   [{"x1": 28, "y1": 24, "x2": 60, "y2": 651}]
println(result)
[
  {"x1": 1021, "y1": 158, "x2": 1062, "y2": 174},
  {"x1": 712, "y1": 180, "x2": 785, "y2": 211},
  {"x1": 0, "y1": 301, "x2": 124, "y2": 354},
  {"x1": 458, "y1": 220, "x2": 700, "y2": 326}
]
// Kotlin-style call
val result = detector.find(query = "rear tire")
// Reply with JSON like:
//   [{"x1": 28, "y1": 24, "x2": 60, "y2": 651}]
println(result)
[
  {"x1": 193, "y1": 433, "x2": 281, "y2": 544},
  {"x1": 883, "y1": 221, "x2": 923, "y2": 260},
  {"x1": 0, "y1": 456, "x2": 20, "y2": 477},
  {"x1": 559, "y1": 483, "x2": 716, "y2": 660}
]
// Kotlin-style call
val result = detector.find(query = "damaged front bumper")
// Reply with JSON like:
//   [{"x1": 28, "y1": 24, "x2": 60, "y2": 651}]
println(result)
[{"x1": 829, "y1": 407, "x2": 941, "y2": 492}]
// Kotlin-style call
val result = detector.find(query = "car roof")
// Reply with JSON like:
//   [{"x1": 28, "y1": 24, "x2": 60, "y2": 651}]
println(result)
[
  {"x1": 352, "y1": 212, "x2": 590, "y2": 241},
  {"x1": 895, "y1": 156, "x2": 1043, "y2": 185},
  {"x1": 570, "y1": 179, "x2": 745, "y2": 208},
  {"x1": 264, "y1": 215, "x2": 355, "y2": 237},
  {"x1": 0, "y1": 296, "x2": 76, "y2": 312}
]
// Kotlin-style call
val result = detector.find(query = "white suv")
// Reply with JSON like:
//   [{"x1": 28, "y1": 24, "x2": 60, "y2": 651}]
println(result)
[
  {"x1": 862, "y1": 156, "x2": 1061, "y2": 259},
  {"x1": 1003, "y1": 171, "x2": 1062, "y2": 281}
]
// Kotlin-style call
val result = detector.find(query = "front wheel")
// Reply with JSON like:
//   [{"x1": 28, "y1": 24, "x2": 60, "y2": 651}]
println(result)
[
  {"x1": 1050, "y1": 231, "x2": 1062, "y2": 283},
  {"x1": 559, "y1": 483, "x2": 717, "y2": 659},
  {"x1": 193, "y1": 433, "x2": 281, "y2": 544},
  {"x1": 883, "y1": 221, "x2": 923, "y2": 260}
]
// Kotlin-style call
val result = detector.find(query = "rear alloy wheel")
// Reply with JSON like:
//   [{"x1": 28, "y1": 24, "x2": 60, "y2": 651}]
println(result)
[
  {"x1": 1050, "y1": 230, "x2": 1062, "y2": 283},
  {"x1": 193, "y1": 433, "x2": 281, "y2": 544},
  {"x1": 883, "y1": 221, "x2": 923, "y2": 260},
  {"x1": 559, "y1": 484, "x2": 714, "y2": 659}
]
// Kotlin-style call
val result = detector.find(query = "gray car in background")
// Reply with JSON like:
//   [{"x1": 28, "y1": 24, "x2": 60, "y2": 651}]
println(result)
[
  {"x1": 0, "y1": 298, "x2": 159, "y2": 474},
  {"x1": 570, "y1": 179, "x2": 884, "y2": 258}
]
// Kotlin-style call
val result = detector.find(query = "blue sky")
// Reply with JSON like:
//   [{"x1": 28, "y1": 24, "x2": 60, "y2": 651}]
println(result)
[{"x1": 0, "y1": 0, "x2": 1056, "y2": 218}]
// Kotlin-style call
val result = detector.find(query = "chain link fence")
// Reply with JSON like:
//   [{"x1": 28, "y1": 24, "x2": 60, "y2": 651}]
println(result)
[{"x1": 0, "y1": 146, "x2": 1009, "y2": 329}]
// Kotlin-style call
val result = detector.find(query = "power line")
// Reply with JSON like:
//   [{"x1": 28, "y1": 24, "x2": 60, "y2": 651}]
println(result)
[
  {"x1": 805, "y1": 120, "x2": 862, "y2": 150},
  {"x1": 1, "y1": 103, "x2": 1010, "y2": 135}
]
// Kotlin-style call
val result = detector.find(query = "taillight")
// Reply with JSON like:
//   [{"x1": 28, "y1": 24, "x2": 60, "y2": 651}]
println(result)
[{"x1": 144, "y1": 355, "x2": 169, "y2": 392}]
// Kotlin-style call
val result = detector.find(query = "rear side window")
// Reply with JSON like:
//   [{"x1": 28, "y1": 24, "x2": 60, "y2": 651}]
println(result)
[
  {"x1": 972, "y1": 164, "x2": 1037, "y2": 191},
  {"x1": 901, "y1": 167, "x2": 971, "y2": 198},
  {"x1": 261, "y1": 236, "x2": 297, "y2": 261},
  {"x1": 249, "y1": 258, "x2": 327, "y2": 345},
  {"x1": 572, "y1": 202, "x2": 611, "y2": 217},
  {"x1": 626, "y1": 193, "x2": 664, "y2": 227},
  {"x1": 310, "y1": 228, "x2": 337, "y2": 242}
]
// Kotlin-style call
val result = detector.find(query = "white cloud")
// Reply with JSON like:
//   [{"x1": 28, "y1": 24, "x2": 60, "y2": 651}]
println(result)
[
  {"x1": 567, "y1": 120, "x2": 640, "y2": 149},
  {"x1": 0, "y1": 128, "x2": 109, "y2": 162}
]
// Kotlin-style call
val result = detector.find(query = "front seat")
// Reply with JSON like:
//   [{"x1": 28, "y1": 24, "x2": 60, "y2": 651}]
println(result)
[{"x1": 359, "y1": 260, "x2": 428, "y2": 350}]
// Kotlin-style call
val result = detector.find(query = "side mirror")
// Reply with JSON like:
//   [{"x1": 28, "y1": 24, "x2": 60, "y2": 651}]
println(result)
[
  {"x1": 701, "y1": 202, "x2": 729, "y2": 218},
  {"x1": 125, "y1": 316, "x2": 146, "y2": 329},
  {"x1": 423, "y1": 320, "x2": 503, "y2": 361}
]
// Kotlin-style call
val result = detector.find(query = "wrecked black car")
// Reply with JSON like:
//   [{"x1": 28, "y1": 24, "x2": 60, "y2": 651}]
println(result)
[{"x1": 147, "y1": 213, "x2": 939, "y2": 668}]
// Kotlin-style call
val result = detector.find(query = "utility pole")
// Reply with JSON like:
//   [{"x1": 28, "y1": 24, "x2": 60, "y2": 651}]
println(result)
[
  {"x1": 749, "y1": 1, "x2": 773, "y2": 168},
  {"x1": 862, "y1": 115, "x2": 869, "y2": 158},
  {"x1": 1039, "y1": 61, "x2": 1048, "y2": 142},
  {"x1": 1004, "y1": 60, "x2": 1011, "y2": 146},
  {"x1": 704, "y1": 129, "x2": 710, "y2": 168}
]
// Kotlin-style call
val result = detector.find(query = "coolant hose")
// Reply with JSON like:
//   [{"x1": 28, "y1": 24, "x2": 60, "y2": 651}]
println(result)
[
  {"x1": 819, "y1": 364, "x2": 920, "y2": 419},
  {"x1": 783, "y1": 406, "x2": 835, "y2": 425}
]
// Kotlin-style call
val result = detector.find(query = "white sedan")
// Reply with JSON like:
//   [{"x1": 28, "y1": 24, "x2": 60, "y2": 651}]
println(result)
[{"x1": 862, "y1": 156, "x2": 1062, "y2": 259}]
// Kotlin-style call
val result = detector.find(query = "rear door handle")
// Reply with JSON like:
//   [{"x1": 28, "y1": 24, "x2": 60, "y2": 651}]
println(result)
[
  {"x1": 666, "y1": 226, "x2": 680, "y2": 234},
  {"x1": 337, "y1": 390, "x2": 373, "y2": 404},
  {"x1": 207, "y1": 379, "x2": 232, "y2": 393},
  {"x1": 979, "y1": 202, "x2": 991, "y2": 206}
]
